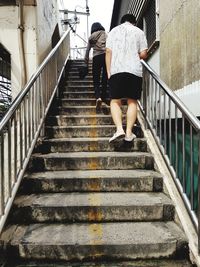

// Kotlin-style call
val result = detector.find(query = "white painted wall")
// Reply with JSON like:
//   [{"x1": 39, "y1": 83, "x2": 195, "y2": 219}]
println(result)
[
  {"x1": 0, "y1": 1, "x2": 60, "y2": 99},
  {"x1": 175, "y1": 80, "x2": 200, "y2": 117},
  {"x1": 147, "y1": 48, "x2": 160, "y2": 75}
]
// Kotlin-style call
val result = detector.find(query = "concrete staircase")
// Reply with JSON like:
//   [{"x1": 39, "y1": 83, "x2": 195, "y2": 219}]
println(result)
[{"x1": 0, "y1": 60, "x2": 192, "y2": 266}]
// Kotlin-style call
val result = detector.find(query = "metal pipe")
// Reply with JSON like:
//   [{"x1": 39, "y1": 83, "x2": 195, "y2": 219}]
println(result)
[{"x1": 18, "y1": 0, "x2": 27, "y2": 87}]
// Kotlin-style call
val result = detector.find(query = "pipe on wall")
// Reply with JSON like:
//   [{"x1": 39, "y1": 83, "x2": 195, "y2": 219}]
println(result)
[{"x1": 18, "y1": 0, "x2": 27, "y2": 87}]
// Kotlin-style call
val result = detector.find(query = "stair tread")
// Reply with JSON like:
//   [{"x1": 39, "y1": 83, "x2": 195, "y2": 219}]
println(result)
[
  {"x1": 44, "y1": 137, "x2": 145, "y2": 142},
  {"x1": 48, "y1": 114, "x2": 112, "y2": 118},
  {"x1": 32, "y1": 151, "x2": 152, "y2": 158},
  {"x1": 4, "y1": 221, "x2": 187, "y2": 250},
  {"x1": 46, "y1": 125, "x2": 115, "y2": 129},
  {"x1": 14, "y1": 192, "x2": 172, "y2": 207}
]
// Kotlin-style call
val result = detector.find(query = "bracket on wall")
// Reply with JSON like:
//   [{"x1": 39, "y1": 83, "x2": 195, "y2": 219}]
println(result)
[{"x1": 16, "y1": 0, "x2": 37, "y2": 6}]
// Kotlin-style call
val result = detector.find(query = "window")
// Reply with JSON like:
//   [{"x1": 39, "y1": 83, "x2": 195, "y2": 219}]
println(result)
[
  {"x1": 144, "y1": 0, "x2": 156, "y2": 48},
  {"x1": 0, "y1": 44, "x2": 11, "y2": 120},
  {"x1": 128, "y1": 0, "x2": 159, "y2": 53}
]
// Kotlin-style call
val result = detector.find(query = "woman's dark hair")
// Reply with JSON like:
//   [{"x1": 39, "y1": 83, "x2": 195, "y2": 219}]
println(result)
[
  {"x1": 91, "y1": 22, "x2": 105, "y2": 34},
  {"x1": 120, "y1": 14, "x2": 136, "y2": 24}
]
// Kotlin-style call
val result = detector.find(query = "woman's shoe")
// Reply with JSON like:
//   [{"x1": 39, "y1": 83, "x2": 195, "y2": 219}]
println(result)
[
  {"x1": 109, "y1": 131, "x2": 125, "y2": 143},
  {"x1": 124, "y1": 133, "x2": 136, "y2": 142},
  {"x1": 96, "y1": 98, "x2": 102, "y2": 109}
]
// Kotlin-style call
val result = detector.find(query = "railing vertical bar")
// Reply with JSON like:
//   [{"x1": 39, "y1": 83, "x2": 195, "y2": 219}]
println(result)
[
  {"x1": 164, "y1": 93, "x2": 167, "y2": 150},
  {"x1": 155, "y1": 82, "x2": 158, "y2": 135},
  {"x1": 198, "y1": 131, "x2": 200, "y2": 253},
  {"x1": 190, "y1": 125, "x2": 194, "y2": 209},
  {"x1": 8, "y1": 120, "x2": 12, "y2": 196},
  {"x1": 24, "y1": 97, "x2": 27, "y2": 157},
  {"x1": 14, "y1": 114, "x2": 17, "y2": 181},
  {"x1": 175, "y1": 106, "x2": 178, "y2": 174},
  {"x1": 169, "y1": 99, "x2": 172, "y2": 162},
  {"x1": 19, "y1": 105, "x2": 23, "y2": 169},
  {"x1": 159, "y1": 85, "x2": 161, "y2": 141},
  {"x1": 150, "y1": 77, "x2": 153, "y2": 126},
  {"x1": 28, "y1": 93, "x2": 31, "y2": 147},
  {"x1": 36, "y1": 79, "x2": 40, "y2": 128},
  {"x1": 0, "y1": 132, "x2": 5, "y2": 214},
  {"x1": 182, "y1": 115, "x2": 186, "y2": 191}
]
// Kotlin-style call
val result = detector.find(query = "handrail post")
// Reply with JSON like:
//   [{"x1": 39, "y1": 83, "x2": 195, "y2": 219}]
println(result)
[{"x1": 198, "y1": 130, "x2": 200, "y2": 253}]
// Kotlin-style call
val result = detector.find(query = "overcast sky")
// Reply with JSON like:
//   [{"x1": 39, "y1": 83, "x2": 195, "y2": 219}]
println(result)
[{"x1": 59, "y1": 0, "x2": 114, "y2": 49}]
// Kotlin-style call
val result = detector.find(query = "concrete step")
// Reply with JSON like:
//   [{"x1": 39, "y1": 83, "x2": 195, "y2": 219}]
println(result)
[
  {"x1": 3, "y1": 260, "x2": 193, "y2": 267},
  {"x1": 45, "y1": 125, "x2": 115, "y2": 138},
  {"x1": 38, "y1": 137, "x2": 147, "y2": 153},
  {"x1": 60, "y1": 98, "x2": 97, "y2": 106},
  {"x1": 56, "y1": 106, "x2": 110, "y2": 115},
  {"x1": 66, "y1": 74, "x2": 93, "y2": 79},
  {"x1": 69, "y1": 68, "x2": 93, "y2": 73},
  {"x1": 11, "y1": 192, "x2": 174, "y2": 223},
  {"x1": 20, "y1": 170, "x2": 163, "y2": 194},
  {"x1": 45, "y1": 125, "x2": 143, "y2": 139},
  {"x1": 64, "y1": 85, "x2": 95, "y2": 90},
  {"x1": 63, "y1": 91, "x2": 95, "y2": 98},
  {"x1": 2, "y1": 222, "x2": 188, "y2": 261},
  {"x1": 66, "y1": 80, "x2": 93, "y2": 86},
  {"x1": 46, "y1": 115, "x2": 114, "y2": 126},
  {"x1": 67, "y1": 75, "x2": 93, "y2": 80},
  {"x1": 29, "y1": 151, "x2": 154, "y2": 172}
]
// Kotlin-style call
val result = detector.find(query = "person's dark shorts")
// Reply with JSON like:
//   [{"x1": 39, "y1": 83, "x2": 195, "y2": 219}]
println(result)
[{"x1": 109, "y1": 72, "x2": 142, "y2": 100}]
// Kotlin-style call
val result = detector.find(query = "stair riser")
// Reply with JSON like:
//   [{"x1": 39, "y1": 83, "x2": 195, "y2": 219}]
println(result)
[
  {"x1": 40, "y1": 139, "x2": 147, "y2": 153},
  {"x1": 46, "y1": 116, "x2": 113, "y2": 126},
  {"x1": 69, "y1": 68, "x2": 92, "y2": 73},
  {"x1": 1, "y1": 260, "x2": 193, "y2": 267},
  {"x1": 45, "y1": 126, "x2": 143, "y2": 139},
  {"x1": 20, "y1": 177, "x2": 163, "y2": 194},
  {"x1": 9, "y1": 243, "x2": 186, "y2": 262},
  {"x1": 29, "y1": 155, "x2": 154, "y2": 172},
  {"x1": 64, "y1": 86, "x2": 95, "y2": 91},
  {"x1": 11, "y1": 205, "x2": 174, "y2": 223},
  {"x1": 63, "y1": 92, "x2": 95, "y2": 98},
  {"x1": 67, "y1": 81, "x2": 93, "y2": 86},
  {"x1": 60, "y1": 99, "x2": 97, "y2": 106},
  {"x1": 67, "y1": 76, "x2": 93, "y2": 80},
  {"x1": 56, "y1": 107, "x2": 110, "y2": 115},
  {"x1": 45, "y1": 127, "x2": 115, "y2": 138}
]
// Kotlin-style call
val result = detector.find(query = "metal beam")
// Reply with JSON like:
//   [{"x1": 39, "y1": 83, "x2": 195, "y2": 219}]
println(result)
[{"x1": 59, "y1": 9, "x2": 90, "y2": 16}]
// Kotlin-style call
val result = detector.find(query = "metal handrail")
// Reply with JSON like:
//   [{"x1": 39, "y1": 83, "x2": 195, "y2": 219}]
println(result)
[
  {"x1": 0, "y1": 29, "x2": 70, "y2": 233},
  {"x1": 139, "y1": 59, "x2": 200, "y2": 239},
  {"x1": 140, "y1": 60, "x2": 200, "y2": 130}
]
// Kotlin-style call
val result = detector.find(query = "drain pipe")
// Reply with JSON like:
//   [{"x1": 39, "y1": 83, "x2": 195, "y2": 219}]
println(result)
[{"x1": 18, "y1": 0, "x2": 27, "y2": 87}]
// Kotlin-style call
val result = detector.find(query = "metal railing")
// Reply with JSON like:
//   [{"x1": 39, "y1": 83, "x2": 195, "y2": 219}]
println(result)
[
  {"x1": 0, "y1": 29, "x2": 70, "y2": 233},
  {"x1": 70, "y1": 46, "x2": 87, "y2": 59},
  {"x1": 139, "y1": 59, "x2": 200, "y2": 246}
]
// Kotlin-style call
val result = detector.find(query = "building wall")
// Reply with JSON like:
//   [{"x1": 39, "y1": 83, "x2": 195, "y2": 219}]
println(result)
[
  {"x1": 0, "y1": 0, "x2": 59, "y2": 98},
  {"x1": 159, "y1": 0, "x2": 200, "y2": 91},
  {"x1": 36, "y1": 0, "x2": 59, "y2": 64}
]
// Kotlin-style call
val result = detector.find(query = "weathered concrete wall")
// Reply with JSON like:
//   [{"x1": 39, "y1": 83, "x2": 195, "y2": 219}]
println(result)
[
  {"x1": 0, "y1": 0, "x2": 60, "y2": 98},
  {"x1": 36, "y1": 0, "x2": 59, "y2": 64},
  {"x1": 159, "y1": 0, "x2": 200, "y2": 91},
  {"x1": 0, "y1": 6, "x2": 36, "y2": 98}
]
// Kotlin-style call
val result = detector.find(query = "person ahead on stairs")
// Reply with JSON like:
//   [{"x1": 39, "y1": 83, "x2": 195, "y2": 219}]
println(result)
[
  {"x1": 106, "y1": 14, "x2": 148, "y2": 143},
  {"x1": 84, "y1": 22, "x2": 108, "y2": 110}
]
